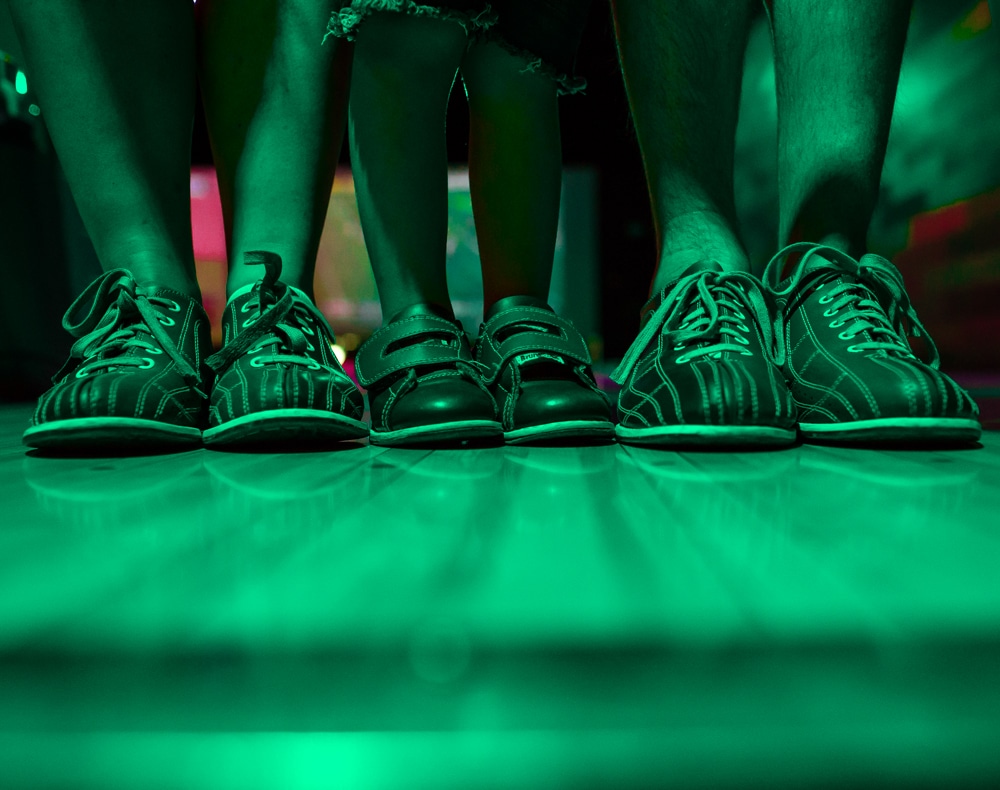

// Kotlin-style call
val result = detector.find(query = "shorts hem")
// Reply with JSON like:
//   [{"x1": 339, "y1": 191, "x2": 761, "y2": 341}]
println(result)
[
  {"x1": 478, "y1": 30, "x2": 587, "y2": 96},
  {"x1": 325, "y1": 1, "x2": 499, "y2": 43}
]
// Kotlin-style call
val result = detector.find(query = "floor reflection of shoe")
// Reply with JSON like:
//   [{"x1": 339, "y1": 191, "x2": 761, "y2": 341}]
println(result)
[
  {"x1": 22, "y1": 270, "x2": 212, "y2": 450},
  {"x1": 474, "y1": 296, "x2": 614, "y2": 445},
  {"x1": 203, "y1": 252, "x2": 368, "y2": 447},
  {"x1": 612, "y1": 263, "x2": 797, "y2": 447},
  {"x1": 764, "y1": 243, "x2": 982, "y2": 444},
  {"x1": 22, "y1": 451, "x2": 204, "y2": 532}
]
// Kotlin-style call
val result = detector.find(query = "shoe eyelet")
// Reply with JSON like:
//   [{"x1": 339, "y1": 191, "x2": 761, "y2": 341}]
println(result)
[
  {"x1": 818, "y1": 294, "x2": 833, "y2": 305},
  {"x1": 305, "y1": 340, "x2": 315, "y2": 352},
  {"x1": 675, "y1": 355, "x2": 689, "y2": 365},
  {"x1": 301, "y1": 324, "x2": 316, "y2": 336},
  {"x1": 838, "y1": 330, "x2": 856, "y2": 341},
  {"x1": 846, "y1": 344, "x2": 862, "y2": 353},
  {"x1": 829, "y1": 319, "x2": 845, "y2": 329},
  {"x1": 243, "y1": 318, "x2": 258, "y2": 328},
  {"x1": 734, "y1": 310, "x2": 746, "y2": 320},
  {"x1": 165, "y1": 300, "x2": 181, "y2": 313},
  {"x1": 250, "y1": 357, "x2": 267, "y2": 368},
  {"x1": 673, "y1": 343, "x2": 685, "y2": 351},
  {"x1": 306, "y1": 360, "x2": 322, "y2": 371},
  {"x1": 741, "y1": 350, "x2": 754, "y2": 357},
  {"x1": 137, "y1": 357, "x2": 155, "y2": 369},
  {"x1": 734, "y1": 335, "x2": 750, "y2": 345},
  {"x1": 74, "y1": 367, "x2": 92, "y2": 379},
  {"x1": 822, "y1": 308, "x2": 838, "y2": 318},
  {"x1": 240, "y1": 302, "x2": 254, "y2": 313},
  {"x1": 158, "y1": 316, "x2": 176, "y2": 327},
  {"x1": 147, "y1": 347, "x2": 164, "y2": 355},
  {"x1": 735, "y1": 323, "x2": 750, "y2": 332}
]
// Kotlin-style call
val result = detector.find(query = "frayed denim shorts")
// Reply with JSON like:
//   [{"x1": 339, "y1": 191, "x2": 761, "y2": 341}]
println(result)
[{"x1": 326, "y1": 0, "x2": 593, "y2": 94}]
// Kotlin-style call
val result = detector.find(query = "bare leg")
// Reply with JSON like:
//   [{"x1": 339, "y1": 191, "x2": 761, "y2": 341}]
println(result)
[
  {"x1": 612, "y1": 0, "x2": 757, "y2": 291},
  {"x1": 197, "y1": 0, "x2": 354, "y2": 300},
  {"x1": 461, "y1": 40, "x2": 561, "y2": 310},
  {"x1": 348, "y1": 13, "x2": 469, "y2": 320},
  {"x1": 773, "y1": 0, "x2": 912, "y2": 255},
  {"x1": 7, "y1": 0, "x2": 199, "y2": 298}
]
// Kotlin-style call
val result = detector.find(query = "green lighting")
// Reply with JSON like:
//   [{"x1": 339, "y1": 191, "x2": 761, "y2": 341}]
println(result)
[{"x1": 14, "y1": 70, "x2": 27, "y2": 95}]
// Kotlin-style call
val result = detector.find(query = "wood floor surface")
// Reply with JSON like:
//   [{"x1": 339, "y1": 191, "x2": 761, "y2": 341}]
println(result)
[{"x1": 2, "y1": 403, "x2": 999, "y2": 787}]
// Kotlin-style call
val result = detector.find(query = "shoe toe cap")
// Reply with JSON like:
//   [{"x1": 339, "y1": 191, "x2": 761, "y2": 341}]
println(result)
[
  {"x1": 512, "y1": 380, "x2": 612, "y2": 429},
  {"x1": 385, "y1": 376, "x2": 497, "y2": 431}
]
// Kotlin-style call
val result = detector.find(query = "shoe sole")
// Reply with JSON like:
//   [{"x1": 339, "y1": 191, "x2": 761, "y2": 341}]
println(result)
[
  {"x1": 369, "y1": 420, "x2": 502, "y2": 447},
  {"x1": 799, "y1": 417, "x2": 982, "y2": 444},
  {"x1": 616, "y1": 424, "x2": 797, "y2": 447},
  {"x1": 203, "y1": 409, "x2": 368, "y2": 446},
  {"x1": 505, "y1": 420, "x2": 616, "y2": 445},
  {"x1": 22, "y1": 417, "x2": 202, "y2": 450}
]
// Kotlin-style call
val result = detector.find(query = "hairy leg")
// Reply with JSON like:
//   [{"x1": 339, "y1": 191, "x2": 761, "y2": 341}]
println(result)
[
  {"x1": 7, "y1": 0, "x2": 199, "y2": 297},
  {"x1": 773, "y1": 0, "x2": 912, "y2": 255},
  {"x1": 348, "y1": 13, "x2": 469, "y2": 320},
  {"x1": 461, "y1": 39, "x2": 561, "y2": 310},
  {"x1": 197, "y1": 0, "x2": 353, "y2": 300},
  {"x1": 612, "y1": 0, "x2": 757, "y2": 291}
]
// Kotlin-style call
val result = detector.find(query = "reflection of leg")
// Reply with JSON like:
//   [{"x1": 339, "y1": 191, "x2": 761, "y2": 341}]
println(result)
[
  {"x1": 348, "y1": 13, "x2": 468, "y2": 319},
  {"x1": 7, "y1": 0, "x2": 199, "y2": 297},
  {"x1": 774, "y1": 0, "x2": 912, "y2": 254},
  {"x1": 197, "y1": 0, "x2": 354, "y2": 300},
  {"x1": 461, "y1": 40, "x2": 560, "y2": 309},
  {"x1": 612, "y1": 0, "x2": 756, "y2": 291}
]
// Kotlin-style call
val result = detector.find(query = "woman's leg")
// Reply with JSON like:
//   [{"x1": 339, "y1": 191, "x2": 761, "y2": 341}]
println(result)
[
  {"x1": 7, "y1": 0, "x2": 199, "y2": 298},
  {"x1": 461, "y1": 39, "x2": 561, "y2": 310},
  {"x1": 348, "y1": 12, "x2": 469, "y2": 320},
  {"x1": 196, "y1": 0, "x2": 354, "y2": 300}
]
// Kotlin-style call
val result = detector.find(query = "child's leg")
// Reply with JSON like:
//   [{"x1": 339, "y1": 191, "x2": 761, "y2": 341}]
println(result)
[
  {"x1": 461, "y1": 6, "x2": 614, "y2": 445},
  {"x1": 6, "y1": 0, "x2": 199, "y2": 297},
  {"x1": 461, "y1": 39, "x2": 561, "y2": 310},
  {"x1": 348, "y1": 12, "x2": 469, "y2": 320},
  {"x1": 196, "y1": 0, "x2": 354, "y2": 300}
]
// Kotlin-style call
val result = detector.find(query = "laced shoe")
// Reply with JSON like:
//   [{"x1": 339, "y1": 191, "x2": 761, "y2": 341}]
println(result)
[
  {"x1": 612, "y1": 262, "x2": 797, "y2": 446},
  {"x1": 23, "y1": 270, "x2": 212, "y2": 449},
  {"x1": 204, "y1": 251, "x2": 367, "y2": 446},
  {"x1": 763, "y1": 242, "x2": 981, "y2": 443}
]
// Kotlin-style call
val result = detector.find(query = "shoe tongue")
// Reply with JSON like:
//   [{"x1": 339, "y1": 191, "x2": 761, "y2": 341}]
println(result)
[
  {"x1": 678, "y1": 260, "x2": 724, "y2": 278},
  {"x1": 484, "y1": 295, "x2": 552, "y2": 321}
]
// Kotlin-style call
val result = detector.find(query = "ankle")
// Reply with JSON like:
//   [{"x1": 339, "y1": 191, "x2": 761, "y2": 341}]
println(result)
[{"x1": 654, "y1": 209, "x2": 749, "y2": 288}]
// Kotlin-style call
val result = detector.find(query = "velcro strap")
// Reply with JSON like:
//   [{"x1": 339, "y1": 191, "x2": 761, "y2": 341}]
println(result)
[
  {"x1": 354, "y1": 314, "x2": 473, "y2": 388},
  {"x1": 476, "y1": 307, "x2": 591, "y2": 384}
]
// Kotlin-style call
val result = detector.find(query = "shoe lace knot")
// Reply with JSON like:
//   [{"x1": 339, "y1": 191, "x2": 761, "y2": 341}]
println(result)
[
  {"x1": 206, "y1": 251, "x2": 341, "y2": 375},
  {"x1": 55, "y1": 269, "x2": 204, "y2": 395},
  {"x1": 612, "y1": 269, "x2": 781, "y2": 384}
]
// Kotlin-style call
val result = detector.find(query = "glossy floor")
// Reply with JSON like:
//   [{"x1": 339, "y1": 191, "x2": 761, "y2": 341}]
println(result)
[{"x1": 2, "y1": 403, "x2": 999, "y2": 787}]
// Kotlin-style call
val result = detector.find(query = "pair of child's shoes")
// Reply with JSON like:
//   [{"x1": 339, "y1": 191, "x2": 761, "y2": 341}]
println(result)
[
  {"x1": 355, "y1": 295, "x2": 614, "y2": 447},
  {"x1": 25, "y1": 253, "x2": 613, "y2": 450}
]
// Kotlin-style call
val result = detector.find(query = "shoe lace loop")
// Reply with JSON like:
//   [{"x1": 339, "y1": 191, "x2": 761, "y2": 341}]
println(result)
[
  {"x1": 612, "y1": 270, "x2": 781, "y2": 384},
  {"x1": 764, "y1": 242, "x2": 939, "y2": 366},
  {"x1": 55, "y1": 269, "x2": 204, "y2": 393}
]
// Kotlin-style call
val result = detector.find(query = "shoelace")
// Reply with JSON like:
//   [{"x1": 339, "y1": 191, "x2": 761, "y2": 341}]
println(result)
[
  {"x1": 612, "y1": 270, "x2": 780, "y2": 384},
  {"x1": 206, "y1": 251, "x2": 339, "y2": 375},
  {"x1": 763, "y1": 242, "x2": 939, "y2": 366},
  {"x1": 54, "y1": 269, "x2": 204, "y2": 393}
]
